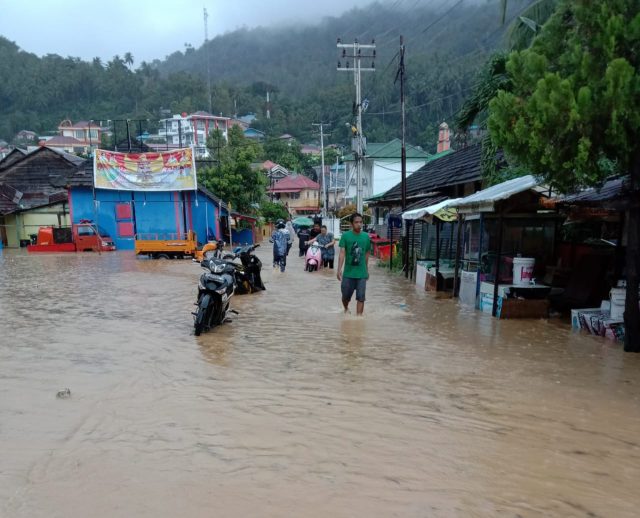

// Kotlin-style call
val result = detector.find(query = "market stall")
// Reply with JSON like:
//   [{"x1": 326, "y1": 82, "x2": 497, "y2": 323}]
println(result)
[
  {"x1": 402, "y1": 198, "x2": 461, "y2": 291},
  {"x1": 451, "y1": 175, "x2": 562, "y2": 318}
]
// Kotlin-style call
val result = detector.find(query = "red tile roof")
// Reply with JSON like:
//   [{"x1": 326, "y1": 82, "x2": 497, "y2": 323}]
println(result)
[
  {"x1": 57, "y1": 120, "x2": 100, "y2": 129},
  {"x1": 269, "y1": 175, "x2": 320, "y2": 193},
  {"x1": 44, "y1": 136, "x2": 85, "y2": 146},
  {"x1": 191, "y1": 111, "x2": 229, "y2": 120},
  {"x1": 262, "y1": 160, "x2": 277, "y2": 170}
]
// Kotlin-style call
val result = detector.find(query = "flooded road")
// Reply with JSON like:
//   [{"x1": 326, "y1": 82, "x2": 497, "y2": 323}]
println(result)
[{"x1": 1, "y1": 247, "x2": 640, "y2": 517}]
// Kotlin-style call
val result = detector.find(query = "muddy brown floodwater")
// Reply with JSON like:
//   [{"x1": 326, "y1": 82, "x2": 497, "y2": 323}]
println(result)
[{"x1": 1, "y1": 247, "x2": 640, "y2": 517}]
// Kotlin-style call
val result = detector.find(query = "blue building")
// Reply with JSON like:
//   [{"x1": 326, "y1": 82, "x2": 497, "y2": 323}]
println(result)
[{"x1": 67, "y1": 164, "x2": 255, "y2": 250}]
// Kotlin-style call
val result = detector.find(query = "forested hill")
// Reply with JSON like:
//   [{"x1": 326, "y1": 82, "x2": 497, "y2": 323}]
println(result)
[
  {"x1": 0, "y1": 0, "x2": 528, "y2": 149},
  {"x1": 157, "y1": 0, "x2": 526, "y2": 94}
]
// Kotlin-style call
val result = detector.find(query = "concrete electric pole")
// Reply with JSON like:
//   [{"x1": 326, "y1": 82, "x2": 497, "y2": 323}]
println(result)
[
  {"x1": 203, "y1": 7, "x2": 212, "y2": 114},
  {"x1": 395, "y1": 35, "x2": 409, "y2": 276},
  {"x1": 337, "y1": 38, "x2": 376, "y2": 214},
  {"x1": 312, "y1": 122, "x2": 331, "y2": 217}
]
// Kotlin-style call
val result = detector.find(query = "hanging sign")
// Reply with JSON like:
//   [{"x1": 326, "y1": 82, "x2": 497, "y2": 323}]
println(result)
[{"x1": 94, "y1": 148, "x2": 197, "y2": 191}]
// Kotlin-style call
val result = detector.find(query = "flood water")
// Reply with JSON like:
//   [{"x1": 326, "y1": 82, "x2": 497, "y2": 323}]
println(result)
[{"x1": 1, "y1": 247, "x2": 640, "y2": 517}]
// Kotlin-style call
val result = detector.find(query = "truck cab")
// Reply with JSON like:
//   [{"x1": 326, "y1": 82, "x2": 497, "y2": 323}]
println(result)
[{"x1": 74, "y1": 221, "x2": 115, "y2": 251}]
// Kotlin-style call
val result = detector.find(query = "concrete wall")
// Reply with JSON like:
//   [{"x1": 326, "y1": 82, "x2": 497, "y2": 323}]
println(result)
[{"x1": 4, "y1": 203, "x2": 71, "y2": 248}]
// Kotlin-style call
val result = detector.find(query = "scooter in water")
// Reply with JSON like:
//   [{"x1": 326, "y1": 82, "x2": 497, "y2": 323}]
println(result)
[
  {"x1": 193, "y1": 257, "x2": 237, "y2": 335},
  {"x1": 305, "y1": 241, "x2": 323, "y2": 272},
  {"x1": 224, "y1": 244, "x2": 265, "y2": 294}
]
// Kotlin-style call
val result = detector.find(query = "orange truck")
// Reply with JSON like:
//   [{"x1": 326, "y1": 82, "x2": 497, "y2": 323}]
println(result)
[
  {"x1": 27, "y1": 220, "x2": 116, "y2": 253},
  {"x1": 134, "y1": 230, "x2": 199, "y2": 259}
]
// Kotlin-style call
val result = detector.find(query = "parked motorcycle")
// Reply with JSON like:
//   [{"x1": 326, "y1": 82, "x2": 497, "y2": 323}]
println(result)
[
  {"x1": 305, "y1": 242, "x2": 323, "y2": 272},
  {"x1": 193, "y1": 257, "x2": 237, "y2": 336},
  {"x1": 224, "y1": 244, "x2": 265, "y2": 294}
]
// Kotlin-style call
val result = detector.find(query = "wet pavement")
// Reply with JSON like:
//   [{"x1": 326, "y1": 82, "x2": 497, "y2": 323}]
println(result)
[{"x1": 1, "y1": 247, "x2": 640, "y2": 517}]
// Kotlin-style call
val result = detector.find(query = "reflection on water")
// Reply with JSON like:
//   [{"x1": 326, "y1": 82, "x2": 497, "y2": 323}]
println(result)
[{"x1": 1, "y1": 248, "x2": 640, "y2": 517}]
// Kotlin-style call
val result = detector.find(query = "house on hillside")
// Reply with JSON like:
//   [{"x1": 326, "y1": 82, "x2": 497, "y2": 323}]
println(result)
[
  {"x1": 257, "y1": 160, "x2": 289, "y2": 183},
  {"x1": 268, "y1": 175, "x2": 320, "y2": 216},
  {"x1": 54, "y1": 120, "x2": 103, "y2": 154},
  {"x1": 243, "y1": 128, "x2": 265, "y2": 140},
  {"x1": 301, "y1": 144, "x2": 321, "y2": 156},
  {"x1": 343, "y1": 138, "x2": 438, "y2": 203},
  {"x1": 279, "y1": 133, "x2": 296, "y2": 143},
  {"x1": 41, "y1": 135, "x2": 89, "y2": 154},
  {"x1": 14, "y1": 130, "x2": 38, "y2": 146}
]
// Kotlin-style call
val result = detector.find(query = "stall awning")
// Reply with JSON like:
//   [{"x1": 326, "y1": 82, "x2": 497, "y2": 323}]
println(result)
[
  {"x1": 452, "y1": 175, "x2": 541, "y2": 213},
  {"x1": 402, "y1": 198, "x2": 461, "y2": 222}
]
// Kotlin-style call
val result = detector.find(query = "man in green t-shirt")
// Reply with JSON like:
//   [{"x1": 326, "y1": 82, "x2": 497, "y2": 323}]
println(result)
[{"x1": 337, "y1": 213, "x2": 372, "y2": 315}]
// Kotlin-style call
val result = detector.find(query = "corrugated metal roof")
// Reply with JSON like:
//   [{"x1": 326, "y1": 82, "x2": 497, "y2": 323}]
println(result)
[
  {"x1": 380, "y1": 144, "x2": 491, "y2": 202},
  {"x1": 0, "y1": 148, "x2": 27, "y2": 170},
  {"x1": 402, "y1": 198, "x2": 461, "y2": 221},
  {"x1": 559, "y1": 177, "x2": 627, "y2": 206},
  {"x1": 452, "y1": 175, "x2": 540, "y2": 212}
]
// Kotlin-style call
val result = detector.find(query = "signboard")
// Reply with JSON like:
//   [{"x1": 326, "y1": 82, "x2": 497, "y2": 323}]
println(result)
[
  {"x1": 433, "y1": 206, "x2": 458, "y2": 222},
  {"x1": 94, "y1": 148, "x2": 197, "y2": 191}
]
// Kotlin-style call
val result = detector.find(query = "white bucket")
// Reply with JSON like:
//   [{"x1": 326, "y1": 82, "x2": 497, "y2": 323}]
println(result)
[
  {"x1": 610, "y1": 287, "x2": 626, "y2": 320},
  {"x1": 512, "y1": 257, "x2": 535, "y2": 286}
]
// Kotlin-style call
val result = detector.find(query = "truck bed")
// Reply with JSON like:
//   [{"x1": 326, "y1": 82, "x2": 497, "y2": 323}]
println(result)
[
  {"x1": 134, "y1": 238, "x2": 197, "y2": 257},
  {"x1": 27, "y1": 243, "x2": 77, "y2": 253}
]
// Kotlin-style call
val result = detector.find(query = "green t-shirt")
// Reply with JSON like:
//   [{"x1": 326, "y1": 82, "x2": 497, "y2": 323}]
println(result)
[{"x1": 339, "y1": 230, "x2": 372, "y2": 279}]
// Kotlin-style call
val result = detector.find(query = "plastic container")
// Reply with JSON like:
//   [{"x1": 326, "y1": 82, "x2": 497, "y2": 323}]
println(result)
[
  {"x1": 512, "y1": 257, "x2": 535, "y2": 286},
  {"x1": 610, "y1": 287, "x2": 626, "y2": 320},
  {"x1": 378, "y1": 244, "x2": 395, "y2": 261}
]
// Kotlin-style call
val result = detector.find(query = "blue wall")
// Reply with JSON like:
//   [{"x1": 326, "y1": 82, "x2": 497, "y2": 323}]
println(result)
[
  {"x1": 232, "y1": 228, "x2": 254, "y2": 245},
  {"x1": 70, "y1": 188, "x2": 136, "y2": 250},
  {"x1": 189, "y1": 191, "x2": 220, "y2": 245},
  {"x1": 70, "y1": 188, "x2": 226, "y2": 250}
]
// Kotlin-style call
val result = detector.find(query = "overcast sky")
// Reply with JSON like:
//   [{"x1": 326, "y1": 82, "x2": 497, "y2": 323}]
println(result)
[{"x1": 0, "y1": 0, "x2": 374, "y2": 63}]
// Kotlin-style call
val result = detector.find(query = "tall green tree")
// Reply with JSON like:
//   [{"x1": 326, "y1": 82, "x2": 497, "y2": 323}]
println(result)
[
  {"x1": 200, "y1": 126, "x2": 266, "y2": 214},
  {"x1": 488, "y1": 0, "x2": 640, "y2": 351}
]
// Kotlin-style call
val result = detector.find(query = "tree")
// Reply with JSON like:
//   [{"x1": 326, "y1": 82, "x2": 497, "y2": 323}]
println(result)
[
  {"x1": 260, "y1": 200, "x2": 289, "y2": 223},
  {"x1": 200, "y1": 125, "x2": 266, "y2": 214},
  {"x1": 487, "y1": 0, "x2": 640, "y2": 351},
  {"x1": 124, "y1": 52, "x2": 134, "y2": 69},
  {"x1": 263, "y1": 138, "x2": 303, "y2": 172}
]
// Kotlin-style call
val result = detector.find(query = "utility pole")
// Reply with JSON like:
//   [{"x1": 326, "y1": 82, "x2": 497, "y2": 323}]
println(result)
[
  {"x1": 337, "y1": 38, "x2": 376, "y2": 214},
  {"x1": 395, "y1": 35, "x2": 409, "y2": 277},
  {"x1": 266, "y1": 91, "x2": 271, "y2": 120},
  {"x1": 313, "y1": 122, "x2": 331, "y2": 217},
  {"x1": 203, "y1": 7, "x2": 212, "y2": 114},
  {"x1": 334, "y1": 154, "x2": 340, "y2": 213}
]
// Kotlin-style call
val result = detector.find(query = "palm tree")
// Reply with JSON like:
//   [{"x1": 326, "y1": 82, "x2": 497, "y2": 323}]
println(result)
[
  {"x1": 456, "y1": 0, "x2": 559, "y2": 132},
  {"x1": 92, "y1": 56, "x2": 102, "y2": 68},
  {"x1": 124, "y1": 52, "x2": 134, "y2": 69}
]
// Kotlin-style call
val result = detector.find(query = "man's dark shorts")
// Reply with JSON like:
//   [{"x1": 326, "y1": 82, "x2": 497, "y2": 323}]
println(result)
[{"x1": 341, "y1": 277, "x2": 367, "y2": 302}]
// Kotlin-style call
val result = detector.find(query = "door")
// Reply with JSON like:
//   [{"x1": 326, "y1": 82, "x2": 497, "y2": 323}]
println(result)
[{"x1": 75, "y1": 224, "x2": 98, "y2": 251}]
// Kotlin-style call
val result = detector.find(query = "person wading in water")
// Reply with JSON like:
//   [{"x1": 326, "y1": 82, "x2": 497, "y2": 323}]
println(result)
[{"x1": 337, "y1": 213, "x2": 371, "y2": 315}]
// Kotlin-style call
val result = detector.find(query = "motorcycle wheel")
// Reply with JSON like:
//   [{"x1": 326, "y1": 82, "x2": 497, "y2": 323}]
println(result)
[{"x1": 194, "y1": 294, "x2": 211, "y2": 336}]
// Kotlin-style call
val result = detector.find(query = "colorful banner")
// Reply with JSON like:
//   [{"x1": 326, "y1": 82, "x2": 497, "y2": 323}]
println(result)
[{"x1": 94, "y1": 148, "x2": 197, "y2": 191}]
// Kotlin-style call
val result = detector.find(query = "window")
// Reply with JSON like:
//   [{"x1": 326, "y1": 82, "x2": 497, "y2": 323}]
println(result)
[
  {"x1": 75, "y1": 130, "x2": 84, "y2": 139},
  {"x1": 306, "y1": 191, "x2": 309, "y2": 199},
  {"x1": 77, "y1": 226, "x2": 96, "y2": 236}
]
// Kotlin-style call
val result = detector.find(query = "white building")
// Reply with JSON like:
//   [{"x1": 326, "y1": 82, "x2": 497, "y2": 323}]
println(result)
[{"x1": 157, "y1": 111, "x2": 230, "y2": 158}]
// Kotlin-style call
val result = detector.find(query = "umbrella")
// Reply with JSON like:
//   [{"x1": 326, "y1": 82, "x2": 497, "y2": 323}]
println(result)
[{"x1": 292, "y1": 216, "x2": 314, "y2": 227}]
